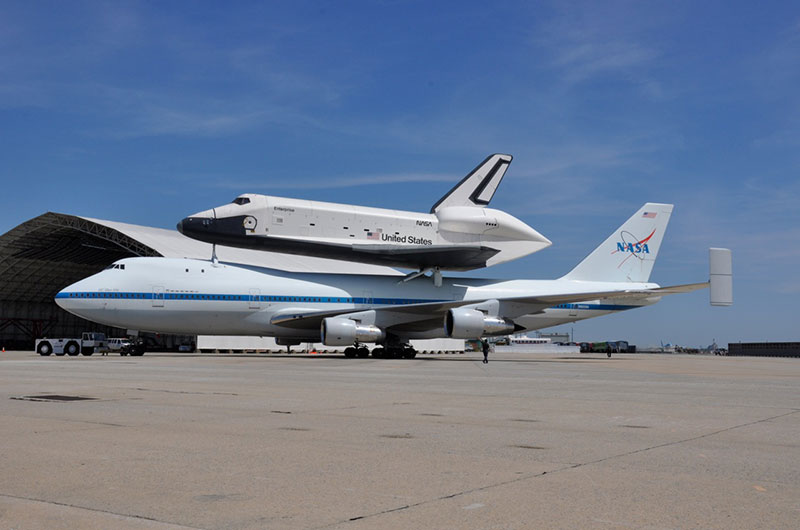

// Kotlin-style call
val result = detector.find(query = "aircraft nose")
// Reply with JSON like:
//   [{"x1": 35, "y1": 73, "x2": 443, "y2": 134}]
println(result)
[
  {"x1": 177, "y1": 216, "x2": 213, "y2": 236},
  {"x1": 54, "y1": 280, "x2": 86, "y2": 314},
  {"x1": 54, "y1": 290, "x2": 69, "y2": 309},
  {"x1": 177, "y1": 214, "x2": 250, "y2": 244}
]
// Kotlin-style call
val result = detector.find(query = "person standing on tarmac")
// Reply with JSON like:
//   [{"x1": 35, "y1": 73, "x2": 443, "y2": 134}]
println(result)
[{"x1": 482, "y1": 339, "x2": 490, "y2": 364}]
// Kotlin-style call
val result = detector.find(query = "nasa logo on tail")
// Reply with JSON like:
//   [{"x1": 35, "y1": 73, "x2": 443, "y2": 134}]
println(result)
[
  {"x1": 611, "y1": 211, "x2": 658, "y2": 264},
  {"x1": 614, "y1": 230, "x2": 654, "y2": 254}
]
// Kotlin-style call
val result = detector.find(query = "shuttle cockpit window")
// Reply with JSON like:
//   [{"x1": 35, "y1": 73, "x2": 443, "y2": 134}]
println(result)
[
  {"x1": 105, "y1": 263, "x2": 126, "y2": 270},
  {"x1": 232, "y1": 197, "x2": 251, "y2": 205}
]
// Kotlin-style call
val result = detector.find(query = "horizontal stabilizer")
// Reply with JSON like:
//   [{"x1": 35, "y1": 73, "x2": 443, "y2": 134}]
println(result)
[
  {"x1": 709, "y1": 248, "x2": 733, "y2": 306},
  {"x1": 431, "y1": 154, "x2": 512, "y2": 213}
]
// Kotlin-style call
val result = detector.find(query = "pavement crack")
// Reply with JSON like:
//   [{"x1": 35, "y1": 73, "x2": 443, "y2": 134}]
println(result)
[
  {"x1": 313, "y1": 469, "x2": 556, "y2": 528},
  {"x1": 135, "y1": 387, "x2": 238, "y2": 396},
  {"x1": 0, "y1": 492, "x2": 206, "y2": 529},
  {"x1": 577, "y1": 409, "x2": 800, "y2": 469},
  {"x1": 318, "y1": 409, "x2": 800, "y2": 528}
]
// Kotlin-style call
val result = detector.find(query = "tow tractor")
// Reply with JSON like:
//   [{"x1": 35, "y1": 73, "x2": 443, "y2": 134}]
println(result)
[{"x1": 35, "y1": 332, "x2": 109, "y2": 356}]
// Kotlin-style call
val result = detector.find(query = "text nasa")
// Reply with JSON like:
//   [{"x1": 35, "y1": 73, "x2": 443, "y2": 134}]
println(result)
[{"x1": 617, "y1": 242, "x2": 650, "y2": 253}]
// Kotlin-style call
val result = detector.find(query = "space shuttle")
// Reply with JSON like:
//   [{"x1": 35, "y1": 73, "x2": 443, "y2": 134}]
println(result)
[{"x1": 177, "y1": 154, "x2": 551, "y2": 273}]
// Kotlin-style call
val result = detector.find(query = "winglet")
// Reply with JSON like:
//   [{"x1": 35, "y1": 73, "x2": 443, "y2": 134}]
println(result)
[
  {"x1": 430, "y1": 154, "x2": 512, "y2": 213},
  {"x1": 709, "y1": 248, "x2": 733, "y2": 306}
]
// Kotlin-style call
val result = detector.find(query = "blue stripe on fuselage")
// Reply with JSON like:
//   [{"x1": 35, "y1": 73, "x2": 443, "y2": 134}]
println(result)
[
  {"x1": 55, "y1": 291, "x2": 444, "y2": 305},
  {"x1": 55, "y1": 291, "x2": 640, "y2": 311}
]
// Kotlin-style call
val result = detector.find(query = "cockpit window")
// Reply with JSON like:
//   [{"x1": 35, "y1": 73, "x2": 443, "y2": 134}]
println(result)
[
  {"x1": 104, "y1": 263, "x2": 126, "y2": 270},
  {"x1": 232, "y1": 197, "x2": 251, "y2": 205}
]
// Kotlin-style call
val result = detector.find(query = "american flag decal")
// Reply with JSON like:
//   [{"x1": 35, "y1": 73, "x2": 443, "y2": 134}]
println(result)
[
  {"x1": 367, "y1": 229, "x2": 382, "y2": 240},
  {"x1": 642, "y1": 212, "x2": 657, "y2": 219}
]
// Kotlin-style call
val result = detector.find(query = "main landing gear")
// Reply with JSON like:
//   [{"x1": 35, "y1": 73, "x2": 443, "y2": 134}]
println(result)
[
  {"x1": 343, "y1": 346, "x2": 370, "y2": 358},
  {"x1": 343, "y1": 344, "x2": 417, "y2": 359}
]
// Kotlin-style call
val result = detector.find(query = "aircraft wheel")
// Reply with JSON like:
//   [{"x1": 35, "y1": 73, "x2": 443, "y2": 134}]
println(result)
[
  {"x1": 607, "y1": 352, "x2": 612, "y2": 358},
  {"x1": 357, "y1": 347, "x2": 370, "y2": 358},
  {"x1": 371, "y1": 347, "x2": 384, "y2": 358},
  {"x1": 403, "y1": 350, "x2": 417, "y2": 359},
  {"x1": 344, "y1": 347, "x2": 356, "y2": 358},
  {"x1": 37, "y1": 342, "x2": 52, "y2": 356},
  {"x1": 65, "y1": 342, "x2": 80, "y2": 356}
]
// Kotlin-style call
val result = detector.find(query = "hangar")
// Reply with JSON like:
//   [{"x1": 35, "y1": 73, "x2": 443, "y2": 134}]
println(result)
[{"x1": 0, "y1": 212, "x2": 399, "y2": 350}]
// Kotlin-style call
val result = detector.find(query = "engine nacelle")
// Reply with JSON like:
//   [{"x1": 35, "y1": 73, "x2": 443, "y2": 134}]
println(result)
[
  {"x1": 321, "y1": 318, "x2": 385, "y2": 346},
  {"x1": 444, "y1": 308, "x2": 516, "y2": 339}
]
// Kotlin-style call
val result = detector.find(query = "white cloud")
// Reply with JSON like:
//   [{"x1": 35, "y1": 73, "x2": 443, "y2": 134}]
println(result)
[
  {"x1": 532, "y1": 1, "x2": 669, "y2": 97},
  {"x1": 553, "y1": 40, "x2": 658, "y2": 85},
  {"x1": 205, "y1": 172, "x2": 456, "y2": 191}
]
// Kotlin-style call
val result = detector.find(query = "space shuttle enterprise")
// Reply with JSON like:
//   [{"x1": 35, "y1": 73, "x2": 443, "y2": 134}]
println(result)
[{"x1": 177, "y1": 155, "x2": 551, "y2": 275}]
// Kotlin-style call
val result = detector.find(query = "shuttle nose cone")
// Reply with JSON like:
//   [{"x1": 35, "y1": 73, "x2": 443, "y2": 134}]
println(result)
[
  {"x1": 177, "y1": 214, "x2": 250, "y2": 245},
  {"x1": 177, "y1": 216, "x2": 211, "y2": 237}
]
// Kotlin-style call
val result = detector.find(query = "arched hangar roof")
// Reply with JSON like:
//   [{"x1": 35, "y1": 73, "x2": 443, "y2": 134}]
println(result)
[{"x1": 0, "y1": 212, "x2": 399, "y2": 304}]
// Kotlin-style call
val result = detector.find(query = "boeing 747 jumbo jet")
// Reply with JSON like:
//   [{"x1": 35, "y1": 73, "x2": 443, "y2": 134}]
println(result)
[
  {"x1": 177, "y1": 154, "x2": 552, "y2": 277},
  {"x1": 56, "y1": 203, "x2": 732, "y2": 358}
]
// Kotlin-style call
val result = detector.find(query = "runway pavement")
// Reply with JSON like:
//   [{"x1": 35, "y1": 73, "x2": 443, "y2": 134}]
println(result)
[{"x1": 0, "y1": 350, "x2": 798, "y2": 529}]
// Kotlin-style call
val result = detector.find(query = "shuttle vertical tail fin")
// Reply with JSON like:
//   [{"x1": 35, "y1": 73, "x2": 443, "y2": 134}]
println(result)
[
  {"x1": 430, "y1": 154, "x2": 512, "y2": 213},
  {"x1": 562, "y1": 203, "x2": 673, "y2": 283}
]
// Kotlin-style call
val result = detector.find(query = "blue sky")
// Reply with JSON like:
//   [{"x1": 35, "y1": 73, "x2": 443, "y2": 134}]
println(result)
[{"x1": 1, "y1": 1, "x2": 798, "y2": 347}]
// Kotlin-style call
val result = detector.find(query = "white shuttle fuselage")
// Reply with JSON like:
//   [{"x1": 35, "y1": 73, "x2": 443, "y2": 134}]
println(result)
[{"x1": 177, "y1": 154, "x2": 551, "y2": 271}]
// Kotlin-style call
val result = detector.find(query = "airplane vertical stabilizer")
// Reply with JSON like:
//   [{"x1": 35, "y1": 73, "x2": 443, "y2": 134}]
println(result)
[
  {"x1": 562, "y1": 203, "x2": 673, "y2": 283},
  {"x1": 430, "y1": 154, "x2": 512, "y2": 213}
]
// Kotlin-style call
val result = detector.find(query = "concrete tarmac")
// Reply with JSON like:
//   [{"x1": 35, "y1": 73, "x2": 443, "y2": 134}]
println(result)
[{"x1": 0, "y1": 350, "x2": 798, "y2": 529}]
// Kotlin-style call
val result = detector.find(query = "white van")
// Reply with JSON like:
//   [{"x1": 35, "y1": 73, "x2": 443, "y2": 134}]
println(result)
[{"x1": 107, "y1": 338, "x2": 132, "y2": 352}]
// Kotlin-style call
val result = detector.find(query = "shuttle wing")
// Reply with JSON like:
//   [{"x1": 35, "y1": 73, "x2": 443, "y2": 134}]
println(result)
[{"x1": 350, "y1": 243, "x2": 500, "y2": 269}]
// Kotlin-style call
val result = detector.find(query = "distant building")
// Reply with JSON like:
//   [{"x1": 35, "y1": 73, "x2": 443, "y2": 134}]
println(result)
[
  {"x1": 536, "y1": 331, "x2": 571, "y2": 344},
  {"x1": 727, "y1": 342, "x2": 800, "y2": 358}
]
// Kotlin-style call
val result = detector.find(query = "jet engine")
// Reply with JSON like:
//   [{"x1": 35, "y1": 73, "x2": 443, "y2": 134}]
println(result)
[
  {"x1": 444, "y1": 308, "x2": 516, "y2": 339},
  {"x1": 321, "y1": 317, "x2": 385, "y2": 346}
]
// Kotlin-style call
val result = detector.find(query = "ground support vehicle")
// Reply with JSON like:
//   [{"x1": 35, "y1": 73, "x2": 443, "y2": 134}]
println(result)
[
  {"x1": 580, "y1": 340, "x2": 632, "y2": 357},
  {"x1": 107, "y1": 337, "x2": 132, "y2": 353},
  {"x1": 35, "y1": 332, "x2": 108, "y2": 356},
  {"x1": 120, "y1": 338, "x2": 146, "y2": 356}
]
